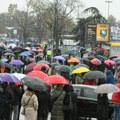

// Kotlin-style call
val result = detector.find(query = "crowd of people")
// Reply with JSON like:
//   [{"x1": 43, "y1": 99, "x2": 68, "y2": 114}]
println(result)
[{"x1": 0, "y1": 43, "x2": 119, "y2": 120}]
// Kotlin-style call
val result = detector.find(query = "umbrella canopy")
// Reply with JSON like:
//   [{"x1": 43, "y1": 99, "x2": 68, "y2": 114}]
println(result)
[
  {"x1": 54, "y1": 56, "x2": 66, "y2": 61},
  {"x1": 27, "y1": 57, "x2": 36, "y2": 63},
  {"x1": 56, "y1": 65, "x2": 71, "y2": 73},
  {"x1": 4, "y1": 49, "x2": 12, "y2": 53},
  {"x1": 37, "y1": 60, "x2": 50, "y2": 65},
  {"x1": 94, "y1": 84, "x2": 120, "y2": 93},
  {"x1": 19, "y1": 52, "x2": 32, "y2": 56},
  {"x1": 4, "y1": 53, "x2": 15, "y2": 57},
  {"x1": 44, "y1": 75, "x2": 69, "y2": 85},
  {"x1": 114, "y1": 58, "x2": 120, "y2": 63},
  {"x1": 72, "y1": 67, "x2": 90, "y2": 74},
  {"x1": 51, "y1": 62, "x2": 60, "y2": 68},
  {"x1": 104, "y1": 60, "x2": 116, "y2": 65},
  {"x1": 34, "y1": 63, "x2": 49, "y2": 71},
  {"x1": 27, "y1": 71, "x2": 48, "y2": 80},
  {"x1": 1, "y1": 58, "x2": 8, "y2": 63},
  {"x1": 0, "y1": 73, "x2": 20, "y2": 82},
  {"x1": 63, "y1": 51, "x2": 75, "y2": 56},
  {"x1": 79, "y1": 57, "x2": 90, "y2": 62},
  {"x1": 68, "y1": 58, "x2": 80, "y2": 63},
  {"x1": 22, "y1": 76, "x2": 47, "y2": 91},
  {"x1": 91, "y1": 58, "x2": 102, "y2": 65},
  {"x1": 0, "y1": 63, "x2": 14, "y2": 70},
  {"x1": 96, "y1": 55, "x2": 107, "y2": 60},
  {"x1": 83, "y1": 71, "x2": 106, "y2": 80},
  {"x1": 109, "y1": 56, "x2": 117, "y2": 60},
  {"x1": 12, "y1": 73, "x2": 26, "y2": 80},
  {"x1": 73, "y1": 64, "x2": 89, "y2": 70},
  {"x1": 25, "y1": 63, "x2": 37, "y2": 74},
  {"x1": 9, "y1": 60, "x2": 24, "y2": 66}
]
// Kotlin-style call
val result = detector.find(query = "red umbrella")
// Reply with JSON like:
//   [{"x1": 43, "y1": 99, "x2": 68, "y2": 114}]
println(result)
[
  {"x1": 34, "y1": 63, "x2": 49, "y2": 71},
  {"x1": 27, "y1": 71, "x2": 48, "y2": 80},
  {"x1": 25, "y1": 63, "x2": 37, "y2": 74},
  {"x1": 93, "y1": 47, "x2": 106, "y2": 52},
  {"x1": 91, "y1": 58, "x2": 102, "y2": 65},
  {"x1": 44, "y1": 75, "x2": 69, "y2": 84}
]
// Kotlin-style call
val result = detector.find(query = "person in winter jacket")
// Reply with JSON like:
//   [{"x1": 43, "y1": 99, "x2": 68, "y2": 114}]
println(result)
[
  {"x1": 106, "y1": 70, "x2": 115, "y2": 84},
  {"x1": 21, "y1": 88, "x2": 38, "y2": 120},
  {"x1": 97, "y1": 93, "x2": 109, "y2": 120},
  {"x1": 112, "y1": 83, "x2": 120, "y2": 120},
  {"x1": 63, "y1": 84, "x2": 77, "y2": 120},
  {"x1": 35, "y1": 90, "x2": 51, "y2": 120},
  {"x1": 51, "y1": 85, "x2": 65, "y2": 120}
]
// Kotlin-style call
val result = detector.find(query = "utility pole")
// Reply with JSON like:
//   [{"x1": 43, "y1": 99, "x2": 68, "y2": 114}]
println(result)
[{"x1": 105, "y1": 0, "x2": 112, "y2": 19}]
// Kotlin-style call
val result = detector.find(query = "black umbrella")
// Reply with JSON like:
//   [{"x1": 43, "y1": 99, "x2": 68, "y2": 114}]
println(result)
[
  {"x1": 0, "y1": 63, "x2": 14, "y2": 70},
  {"x1": 37, "y1": 60, "x2": 50, "y2": 65},
  {"x1": 109, "y1": 56, "x2": 117, "y2": 60},
  {"x1": 63, "y1": 51, "x2": 75, "y2": 56},
  {"x1": 56, "y1": 65, "x2": 71, "y2": 73},
  {"x1": 22, "y1": 76, "x2": 47, "y2": 91},
  {"x1": 51, "y1": 62, "x2": 60, "y2": 68},
  {"x1": 73, "y1": 64, "x2": 89, "y2": 70},
  {"x1": 79, "y1": 57, "x2": 90, "y2": 62},
  {"x1": 83, "y1": 71, "x2": 106, "y2": 80}
]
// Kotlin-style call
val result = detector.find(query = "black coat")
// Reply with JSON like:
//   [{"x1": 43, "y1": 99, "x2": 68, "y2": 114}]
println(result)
[
  {"x1": 35, "y1": 91, "x2": 51, "y2": 118},
  {"x1": 97, "y1": 94, "x2": 109, "y2": 120},
  {"x1": 64, "y1": 91, "x2": 77, "y2": 120}
]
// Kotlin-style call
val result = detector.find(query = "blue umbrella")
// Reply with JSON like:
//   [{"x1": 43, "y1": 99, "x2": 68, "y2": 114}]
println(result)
[
  {"x1": 0, "y1": 73, "x2": 20, "y2": 82},
  {"x1": 1, "y1": 58, "x2": 8, "y2": 63},
  {"x1": 9, "y1": 60, "x2": 24, "y2": 66},
  {"x1": 4, "y1": 49, "x2": 12, "y2": 53},
  {"x1": 19, "y1": 52, "x2": 32, "y2": 56}
]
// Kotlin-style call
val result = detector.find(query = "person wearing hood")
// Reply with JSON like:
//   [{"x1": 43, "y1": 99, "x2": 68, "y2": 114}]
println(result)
[
  {"x1": 106, "y1": 70, "x2": 115, "y2": 84},
  {"x1": 112, "y1": 83, "x2": 120, "y2": 120}
]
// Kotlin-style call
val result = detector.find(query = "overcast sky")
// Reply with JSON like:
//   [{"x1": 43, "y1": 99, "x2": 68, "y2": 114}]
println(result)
[{"x1": 0, "y1": 0, "x2": 120, "y2": 20}]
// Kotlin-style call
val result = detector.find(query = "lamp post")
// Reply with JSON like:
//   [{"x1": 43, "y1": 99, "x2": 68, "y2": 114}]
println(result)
[{"x1": 105, "y1": 0, "x2": 112, "y2": 19}]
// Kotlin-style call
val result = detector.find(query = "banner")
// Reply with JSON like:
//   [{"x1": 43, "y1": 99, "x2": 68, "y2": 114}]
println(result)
[{"x1": 96, "y1": 24, "x2": 110, "y2": 42}]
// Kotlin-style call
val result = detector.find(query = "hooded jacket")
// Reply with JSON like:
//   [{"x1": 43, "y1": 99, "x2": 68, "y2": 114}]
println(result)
[{"x1": 106, "y1": 70, "x2": 115, "y2": 84}]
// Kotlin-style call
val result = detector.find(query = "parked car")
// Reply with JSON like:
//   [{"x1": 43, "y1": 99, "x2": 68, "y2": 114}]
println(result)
[{"x1": 72, "y1": 84, "x2": 114, "y2": 120}]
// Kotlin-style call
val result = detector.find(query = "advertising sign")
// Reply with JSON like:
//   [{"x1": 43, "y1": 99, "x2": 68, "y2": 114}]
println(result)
[
  {"x1": 86, "y1": 23, "x2": 97, "y2": 41},
  {"x1": 96, "y1": 24, "x2": 110, "y2": 42}
]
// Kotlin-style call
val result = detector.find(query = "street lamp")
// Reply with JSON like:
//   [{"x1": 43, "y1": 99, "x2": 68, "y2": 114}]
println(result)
[{"x1": 105, "y1": 0, "x2": 112, "y2": 19}]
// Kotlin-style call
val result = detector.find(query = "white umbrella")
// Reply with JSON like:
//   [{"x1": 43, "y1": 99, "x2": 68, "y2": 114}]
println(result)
[
  {"x1": 94, "y1": 84, "x2": 120, "y2": 93},
  {"x1": 12, "y1": 73, "x2": 26, "y2": 80}
]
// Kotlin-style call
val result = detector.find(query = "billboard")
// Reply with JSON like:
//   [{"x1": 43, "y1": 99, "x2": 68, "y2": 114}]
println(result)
[
  {"x1": 86, "y1": 23, "x2": 97, "y2": 42},
  {"x1": 86, "y1": 23, "x2": 110, "y2": 42},
  {"x1": 96, "y1": 23, "x2": 110, "y2": 42}
]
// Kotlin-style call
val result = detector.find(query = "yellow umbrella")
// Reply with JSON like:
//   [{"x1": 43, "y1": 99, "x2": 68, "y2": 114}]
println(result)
[{"x1": 72, "y1": 67, "x2": 90, "y2": 74}]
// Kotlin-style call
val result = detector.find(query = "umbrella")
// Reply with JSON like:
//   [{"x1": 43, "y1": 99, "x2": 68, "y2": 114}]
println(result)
[
  {"x1": 114, "y1": 58, "x2": 120, "y2": 62},
  {"x1": 55, "y1": 65, "x2": 71, "y2": 73},
  {"x1": 109, "y1": 56, "x2": 117, "y2": 60},
  {"x1": 44, "y1": 75, "x2": 69, "y2": 84},
  {"x1": 83, "y1": 71, "x2": 106, "y2": 80},
  {"x1": 51, "y1": 62, "x2": 60, "y2": 68},
  {"x1": 104, "y1": 60, "x2": 116, "y2": 65},
  {"x1": 34, "y1": 63, "x2": 49, "y2": 71},
  {"x1": 0, "y1": 63, "x2": 14, "y2": 70},
  {"x1": 79, "y1": 57, "x2": 90, "y2": 62},
  {"x1": 73, "y1": 64, "x2": 89, "y2": 70},
  {"x1": 94, "y1": 84, "x2": 120, "y2": 93},
  {"x1": 12, "y1": 73, "x2": 26, "y2": 80},
  {"x1": 68, "y1": 58, "x2": 80, "y2": 63},
  {"x1": 37, "y1": 60, "x2": 50, "y2": 65},
  {"x1": 1, "y1": 58, "x2": 8, "y2": 63},
  {"x1": 63, "y1": 51, "x2": 75, "y2": 55},
  {"x1": 19, "y1": 52, "x2": 32, "y2": 56},
  {"x1": 9, "y1": 60, "x2": 24, "y2": 66},
  {"x1": 27, "y1": 57, "x2": 36, "y2": 63},
  {"x1": 25, "y1": 63, "x2": 37, "y2": 74},
  {"x1": 7, "y1": 44, "x2": 16, "y2": 48},
  {"x1": 88, "y1": 55, "x2": 95, "y2": 60},
  {"x1": 0, "y1": 73, "x2": 20, "y2": 82},
  {"x1": 54, "y1": 56, "x2": 66, "y2": 61},
  {"x1": 4, "y1": 49, "x2": 12, "y2": 53},
  {"x1": 4, "y1": 53, "x2": 15, "y2": 57},
  {"x1": 27, "y1": 71, "x2": 48, "y2": 80},
  {"x1": 22, "y1": 76, "x2": 47, "y2": 91},
  {"x1": 91, "y1": 58, "x2": 102, "y2": 65},
  {"x1": 96, "y1": 55, "x2": 107, "y2": 60},
  {"x1": 72, "y1": 67, "x2": 90, "y2": 74}
]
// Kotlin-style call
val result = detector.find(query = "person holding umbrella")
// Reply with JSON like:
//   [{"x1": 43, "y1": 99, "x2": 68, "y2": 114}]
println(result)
[{"x1": 21, "y1": 87, "x2": 38, "y2": 120}]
